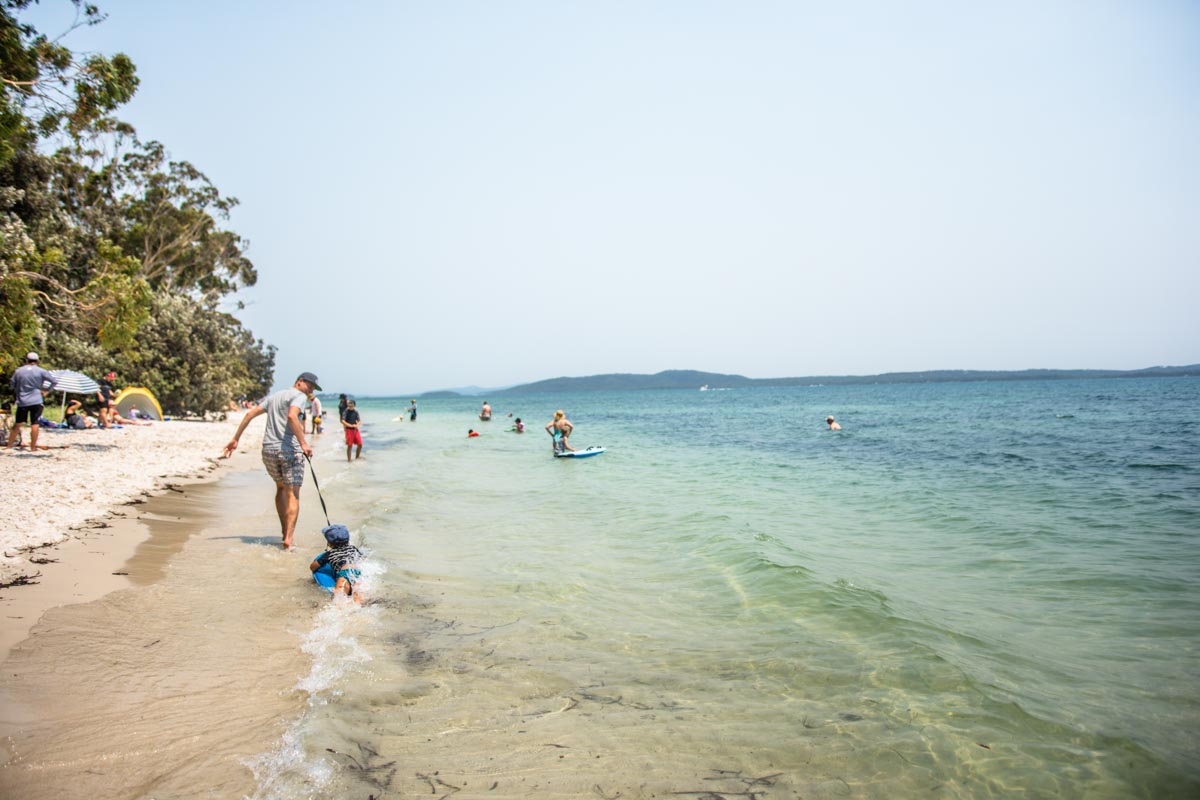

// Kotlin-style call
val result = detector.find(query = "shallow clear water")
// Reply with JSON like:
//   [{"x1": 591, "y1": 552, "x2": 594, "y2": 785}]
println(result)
[{"x1": 252, "y1": 378, "x2": 1199, "y2": 798}]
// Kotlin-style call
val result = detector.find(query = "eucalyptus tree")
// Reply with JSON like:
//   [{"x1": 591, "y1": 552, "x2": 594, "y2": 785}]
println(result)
[
  {"x1": 1, "y1": 0, "x2": 141, "y2": 371},
  {"x1": 0, "y1": 0, "x2": 137, "y2": 164},
  {"x1": 1, "y1": 1, "x2": 273, "y2": 410}
]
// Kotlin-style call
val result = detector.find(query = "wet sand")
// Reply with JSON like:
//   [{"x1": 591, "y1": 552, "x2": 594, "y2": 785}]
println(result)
[
  {"x1": 1, "y1": 415, "x2": 266, "y2": 660},
  {"x1": 0, "y1": 465, "x2": 333, "y2": 798},
  {"x1": 0, "y1": 413, "x2": 350, "y2": 798}
]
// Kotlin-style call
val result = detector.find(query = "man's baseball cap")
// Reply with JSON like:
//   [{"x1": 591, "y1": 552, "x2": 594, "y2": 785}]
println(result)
[
  {"x1": 26, "y1": 352, "x2": 38, "y2": 361},
  {"x1": 297, "y1": 372, "x2": 322, "y2": 391}
]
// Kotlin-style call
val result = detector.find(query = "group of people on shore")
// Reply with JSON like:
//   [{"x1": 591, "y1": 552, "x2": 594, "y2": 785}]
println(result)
[{"x1": 4, "y1": 352, "x2": 148, "y2": 452}]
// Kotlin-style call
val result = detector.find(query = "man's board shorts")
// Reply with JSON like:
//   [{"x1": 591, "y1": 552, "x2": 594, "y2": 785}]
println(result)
[
  {"x1": 15, "y1": 404, "x2": 43, "y2": 425},
  {"x1": 261, "y1": 449, "x2": 306, "y2": 486},
  {"x1": 345, "y1": 428, "x2": 363, "y2": 447}
]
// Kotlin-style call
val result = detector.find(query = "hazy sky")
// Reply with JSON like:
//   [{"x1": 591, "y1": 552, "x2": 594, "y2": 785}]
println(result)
[{"x1": 29, "y1": 1, "x2": 1200, "y2": 394}]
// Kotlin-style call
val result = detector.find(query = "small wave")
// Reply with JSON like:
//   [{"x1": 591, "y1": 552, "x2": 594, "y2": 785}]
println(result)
[
  {"x1": 244, "y1": 593, "x2": 380, "y2": 799},
  {"x1": 242, "y1": 722, "x2": 334, "y2": 800},
  {"x1": 296, "y1": 602, "x2": 373, "y2": 695},
  {"x1": 1128, "y1": 463, "x2": 1190, "y2": 472}
]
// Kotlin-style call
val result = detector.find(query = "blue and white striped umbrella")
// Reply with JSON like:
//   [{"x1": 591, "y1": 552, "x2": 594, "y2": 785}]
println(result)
[{"x1": 48, "y1": 369, "x2": 101, "y2": 395}]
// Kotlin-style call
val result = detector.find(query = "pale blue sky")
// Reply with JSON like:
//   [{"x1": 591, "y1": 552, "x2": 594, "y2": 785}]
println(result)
[{"x1": 28, "y1": 1, "x2": 1200, "y2": 394}]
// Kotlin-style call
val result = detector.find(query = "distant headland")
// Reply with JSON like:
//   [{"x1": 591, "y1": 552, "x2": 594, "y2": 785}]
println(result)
[{"x1": 416, "y1": 365, "x2": 1200, "y2": 397}]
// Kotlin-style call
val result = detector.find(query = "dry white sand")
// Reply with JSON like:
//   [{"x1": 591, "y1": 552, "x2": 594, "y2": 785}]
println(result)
[{"x1": 1, "y1": 413, "x2": 263, "y2": 586}]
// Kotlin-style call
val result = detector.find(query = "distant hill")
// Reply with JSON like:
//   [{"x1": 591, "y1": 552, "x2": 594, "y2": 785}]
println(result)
[
  {"x1": 489, "y1": 365, "x2": 1200, "y2": 394},
  {"x1": 413, "y1": 385, "x2": 513, "y2": 399}
]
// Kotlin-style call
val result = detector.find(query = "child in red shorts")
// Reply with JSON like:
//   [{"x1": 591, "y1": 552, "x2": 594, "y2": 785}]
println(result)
[{"x1": 342, "y1": 399, "x2": 362, "y2": 461}]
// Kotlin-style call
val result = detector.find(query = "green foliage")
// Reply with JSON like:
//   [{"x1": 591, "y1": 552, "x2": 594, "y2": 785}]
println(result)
[
  {"x1": 0, "y1": 181, "x2": 38, "y2": 372},
  {"x1": 86, "y1": 238, "x2": 150, "y2": 348},
  {"x1": 1, "y1": 1, "x2": 137, "y2": 162},
  {"x1": 115, "y1": 140, "x2": 256, "y2": 299},
  {"x1": 129, "y1": 292, "x2": 275, "y2": 415},
  {"x1": 0, "y1": 3, "x2": 274, "y2": 411},
  {"x1": 0, "y1": 272, "x2": 37, "y2": 374}
]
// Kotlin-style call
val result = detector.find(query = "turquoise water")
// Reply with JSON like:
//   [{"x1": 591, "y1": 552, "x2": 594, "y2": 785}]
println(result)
[{"x1": 252, "y1": 378, "x2": 1200, "y2": 798}]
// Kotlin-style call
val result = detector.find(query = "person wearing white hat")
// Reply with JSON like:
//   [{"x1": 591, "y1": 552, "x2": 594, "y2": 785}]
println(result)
[{"x1": 7, "y1": 353, "x2": 58, "y2": 452}]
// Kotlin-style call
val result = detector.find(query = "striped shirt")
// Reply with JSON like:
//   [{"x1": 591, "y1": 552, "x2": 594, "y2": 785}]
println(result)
[{"x1": 317, "y1": 544, "x2": 362, "y2": 573}]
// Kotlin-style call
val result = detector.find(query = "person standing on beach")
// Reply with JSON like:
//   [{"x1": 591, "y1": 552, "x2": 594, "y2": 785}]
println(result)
[
  {"x1": 545, "y1": 410, "x2": 574, "y2": 454},
  {"x1": 342, "y1": 399, "x2": 363, "y2": 461},
  {"x1": 96, "y1": 371, "x2": 116, "y2": 428},
  {"x1": 222, "y1": 372, "x2": 320, "y2": 550},
  {"x1": 409, "y1": 399, "x2": 417, "y2": 421},
  {"x1": 7, "y1": 352, "x2": 57, "y2": 452},
  {"x1": 338, "y1": 393, "x2": 348, "y2": 422},
  {"x1": 309, "y1": 394, "x2": 323, "y2": 435}
]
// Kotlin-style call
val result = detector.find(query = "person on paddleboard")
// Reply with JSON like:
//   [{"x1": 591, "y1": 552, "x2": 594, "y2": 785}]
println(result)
[{"x1": 545, "y1": 410, "x2": 575, "y2": 454}]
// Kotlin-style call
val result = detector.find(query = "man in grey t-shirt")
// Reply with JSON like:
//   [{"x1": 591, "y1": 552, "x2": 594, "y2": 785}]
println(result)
[
  {"x1": 223, "y1": 372, "x2": 321, "y2": 550},
  {"x1": 7, "y1": 352, "x2": 57, "y2": 452}
]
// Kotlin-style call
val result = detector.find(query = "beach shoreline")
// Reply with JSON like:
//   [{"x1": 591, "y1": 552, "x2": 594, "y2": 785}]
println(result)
[
  {"x1": 0, "y1": 412, "x2": 265, "y2": 661},
  {"x1": 0, "y1": 453, "x2": 327, "y2": 798}
]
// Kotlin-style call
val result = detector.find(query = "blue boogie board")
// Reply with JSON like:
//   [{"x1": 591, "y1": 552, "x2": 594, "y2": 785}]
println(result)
[
  {"x1": 313, "y1": 556, "x2": 337, "y2": 592},
  {"x1": 555, "y1": 446, "x2": 606, "y2": 458}
]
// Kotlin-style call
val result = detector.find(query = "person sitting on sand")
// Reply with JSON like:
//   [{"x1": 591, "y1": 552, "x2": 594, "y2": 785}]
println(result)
[
  {"x1": 310, "y1": 524, "x2": 364, "y2": 604},
  {"x1": 110, "y1": 409, "x2": 152, "y2": 426},
  {"x1": 826, "y1": 416, "x2": 841, "y2": 431},
  {"x1": 545, "y1": 410, "x2": 575, "y2": 454},
  {"x1": 480, "y1": 401, "x2": 492, "y2": 421},
  {"x1": 64, "y1": 399, "x2": 97, "y2": 429}
]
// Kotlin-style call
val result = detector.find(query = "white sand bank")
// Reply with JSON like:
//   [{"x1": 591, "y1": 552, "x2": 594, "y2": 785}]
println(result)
[{"x1": 1, "y1": 413, "x2": 263, "y2": 585}]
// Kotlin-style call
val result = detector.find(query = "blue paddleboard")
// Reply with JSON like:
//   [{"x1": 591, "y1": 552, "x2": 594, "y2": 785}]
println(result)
[
  {"x1": 313, "y1": 556, "x2": 336, "y2": 592},
  {"x1": 555, "y1": 446, "x2": 606, "y2": 458}
]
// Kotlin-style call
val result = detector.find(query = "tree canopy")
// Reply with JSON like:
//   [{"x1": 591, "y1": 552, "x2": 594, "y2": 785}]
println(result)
[{"x1": 1, "y1": 1, "x2": 273, "y2": 413}]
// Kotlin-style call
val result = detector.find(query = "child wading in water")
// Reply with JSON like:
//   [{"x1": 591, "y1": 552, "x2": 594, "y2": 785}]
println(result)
[
  {"x1": 310, "y1": 524, "x2": 364, "y2": 604},
  {"x1": 342, "y1": 399, "x2": 362, "y2": 461}
]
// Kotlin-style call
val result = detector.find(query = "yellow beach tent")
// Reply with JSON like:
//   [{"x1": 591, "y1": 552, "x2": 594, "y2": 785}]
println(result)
[{"x1": 114, "y1": 386, "x2": 164, "y2": 420}]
